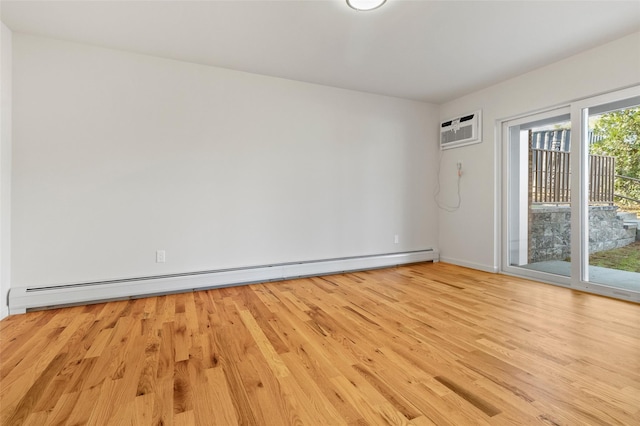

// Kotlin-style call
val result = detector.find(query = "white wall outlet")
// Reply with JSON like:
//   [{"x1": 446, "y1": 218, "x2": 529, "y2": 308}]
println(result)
[
  {"x1": 156, "y1": 250, "x2": 166, "y2": 263},
  {"x1": 394, "y1": 235, "x2": 399, "y2": 244}
]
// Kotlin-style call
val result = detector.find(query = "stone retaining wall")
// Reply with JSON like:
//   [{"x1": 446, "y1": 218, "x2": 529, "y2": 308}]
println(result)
[{"x1": 528, "y1": 205, "x2": 636, "y2": 263}]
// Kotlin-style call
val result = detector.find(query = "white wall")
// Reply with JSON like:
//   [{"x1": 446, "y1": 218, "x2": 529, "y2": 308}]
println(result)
[
  {"x1": 438, "y1": 31, "x2": 640, "y2": 272},
  {"x1": 12, "y1": 34, "x2": 439, "y2": 288},
  {"x1": 1, "y1": 23, "x2": 12, "y2": 319}
]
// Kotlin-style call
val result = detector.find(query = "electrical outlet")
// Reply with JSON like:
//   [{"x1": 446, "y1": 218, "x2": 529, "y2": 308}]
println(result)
[
  {"x1": 156, "y1": 250, "x2": 166, "y2": 263},
  {"x1": 394, "y1": 235, "x2": 399, "y2": 244}
]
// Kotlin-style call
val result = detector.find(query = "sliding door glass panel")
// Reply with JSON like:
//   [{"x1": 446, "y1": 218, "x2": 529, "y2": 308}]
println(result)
[
  {"x1": 506, "y1": 111, "x2": 572, "y2": 277},
  {"x1": 583, "y1": 97, "x2": 640, "y2": 293}
]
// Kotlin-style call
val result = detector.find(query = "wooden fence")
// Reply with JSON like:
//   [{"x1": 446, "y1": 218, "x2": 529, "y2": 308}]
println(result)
[
  {"x1": 589, "y1": 154, "x2": 616, "y2": 204},
  {"x1": 530, "y1": 148, "x2": 615, "y2": 204}
]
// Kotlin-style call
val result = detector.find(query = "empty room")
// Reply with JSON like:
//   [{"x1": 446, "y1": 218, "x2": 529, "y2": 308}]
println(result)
[{"x1": 1, "y1": 1, "x2": 639, "y2": 425}]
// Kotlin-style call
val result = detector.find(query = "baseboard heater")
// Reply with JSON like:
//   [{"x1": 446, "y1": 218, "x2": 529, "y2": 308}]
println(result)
[{"x1": 8, "y1": 249, "x2": 438, "y2": 315}]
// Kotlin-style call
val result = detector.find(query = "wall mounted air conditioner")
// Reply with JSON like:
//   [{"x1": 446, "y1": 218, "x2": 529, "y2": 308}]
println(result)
[{"x1": 440, "y1": 110, "x2": 482, "y2": 150}]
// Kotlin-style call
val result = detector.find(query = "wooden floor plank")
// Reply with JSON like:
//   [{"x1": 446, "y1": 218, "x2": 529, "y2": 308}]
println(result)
[{"x1": 1, "y1": 262, "x2": 639, "y2": 425}]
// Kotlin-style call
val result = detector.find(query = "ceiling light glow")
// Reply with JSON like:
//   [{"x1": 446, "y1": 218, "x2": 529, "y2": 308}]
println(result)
[{"x1": 346, "y1": 0, "x2": 387, "y2": 12}]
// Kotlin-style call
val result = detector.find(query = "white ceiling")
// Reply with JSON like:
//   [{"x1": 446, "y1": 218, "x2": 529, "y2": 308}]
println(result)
[{"x1": 2, "y1": 0, "x2": 640, "y2": 103}]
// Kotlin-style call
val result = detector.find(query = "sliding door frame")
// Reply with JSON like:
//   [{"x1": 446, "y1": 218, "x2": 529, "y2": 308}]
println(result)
[
  {"x1": 499, "y1": 85, "x2": 640, "y2": 303},
  {"x1": 500, "y1": 106, "x2": 572, "y2": 287},
  {"x1": 571, "y1": 86, "x2": 640, "y2": 301}
]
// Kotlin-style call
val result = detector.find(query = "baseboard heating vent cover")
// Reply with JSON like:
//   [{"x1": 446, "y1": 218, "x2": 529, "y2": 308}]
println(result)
[{"x1": 8, "y1": 249, "x2": 439, "y2": 314}]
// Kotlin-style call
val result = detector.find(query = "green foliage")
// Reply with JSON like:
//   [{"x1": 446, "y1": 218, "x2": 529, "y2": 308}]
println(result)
[{"x1": 591, "y1": 107, "x2": 640, "y2": 206}]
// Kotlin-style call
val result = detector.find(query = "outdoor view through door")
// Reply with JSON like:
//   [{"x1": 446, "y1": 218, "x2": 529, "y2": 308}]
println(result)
[
  {"x1": 585, "y1": 101, "x2": 640, "y2": 292},
  {"x1": 506, "y1": 110, "x2": 573, "y2": 278},
  {"x1": 503, "y1": 87, "x2": 640, "y2": 302}
]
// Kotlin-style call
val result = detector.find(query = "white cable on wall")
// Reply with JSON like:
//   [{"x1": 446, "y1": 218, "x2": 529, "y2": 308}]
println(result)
[{"x1": 434, "y1": 150, "x2": 462, "y2": 212}]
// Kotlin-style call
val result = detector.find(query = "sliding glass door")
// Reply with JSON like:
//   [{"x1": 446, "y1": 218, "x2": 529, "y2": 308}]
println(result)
[
  {"x1": 503, "y1": 86, "x2": 640, "y2": 302},
  {"x1": 503, "y1": 108, "x2": 573, "y2": 284},
  {"x1": 577, "y1": 93, "x2": 640, "y2": 296}
]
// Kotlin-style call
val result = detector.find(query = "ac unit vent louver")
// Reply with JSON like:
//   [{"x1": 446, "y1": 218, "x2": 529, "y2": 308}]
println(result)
[{"x1": 440, "y1": 110, "x2": 482, "y2": 150}]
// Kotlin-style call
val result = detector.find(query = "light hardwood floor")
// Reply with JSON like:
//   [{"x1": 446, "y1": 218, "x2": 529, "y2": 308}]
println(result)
[{"x1": 1, "y1": 262, "x2": 639, "y2": 425}]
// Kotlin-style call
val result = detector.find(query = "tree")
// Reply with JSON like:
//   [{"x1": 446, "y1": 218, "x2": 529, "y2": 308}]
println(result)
[{"x1": 591, "y1": 107, "x2": 640, "y2": 206}]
